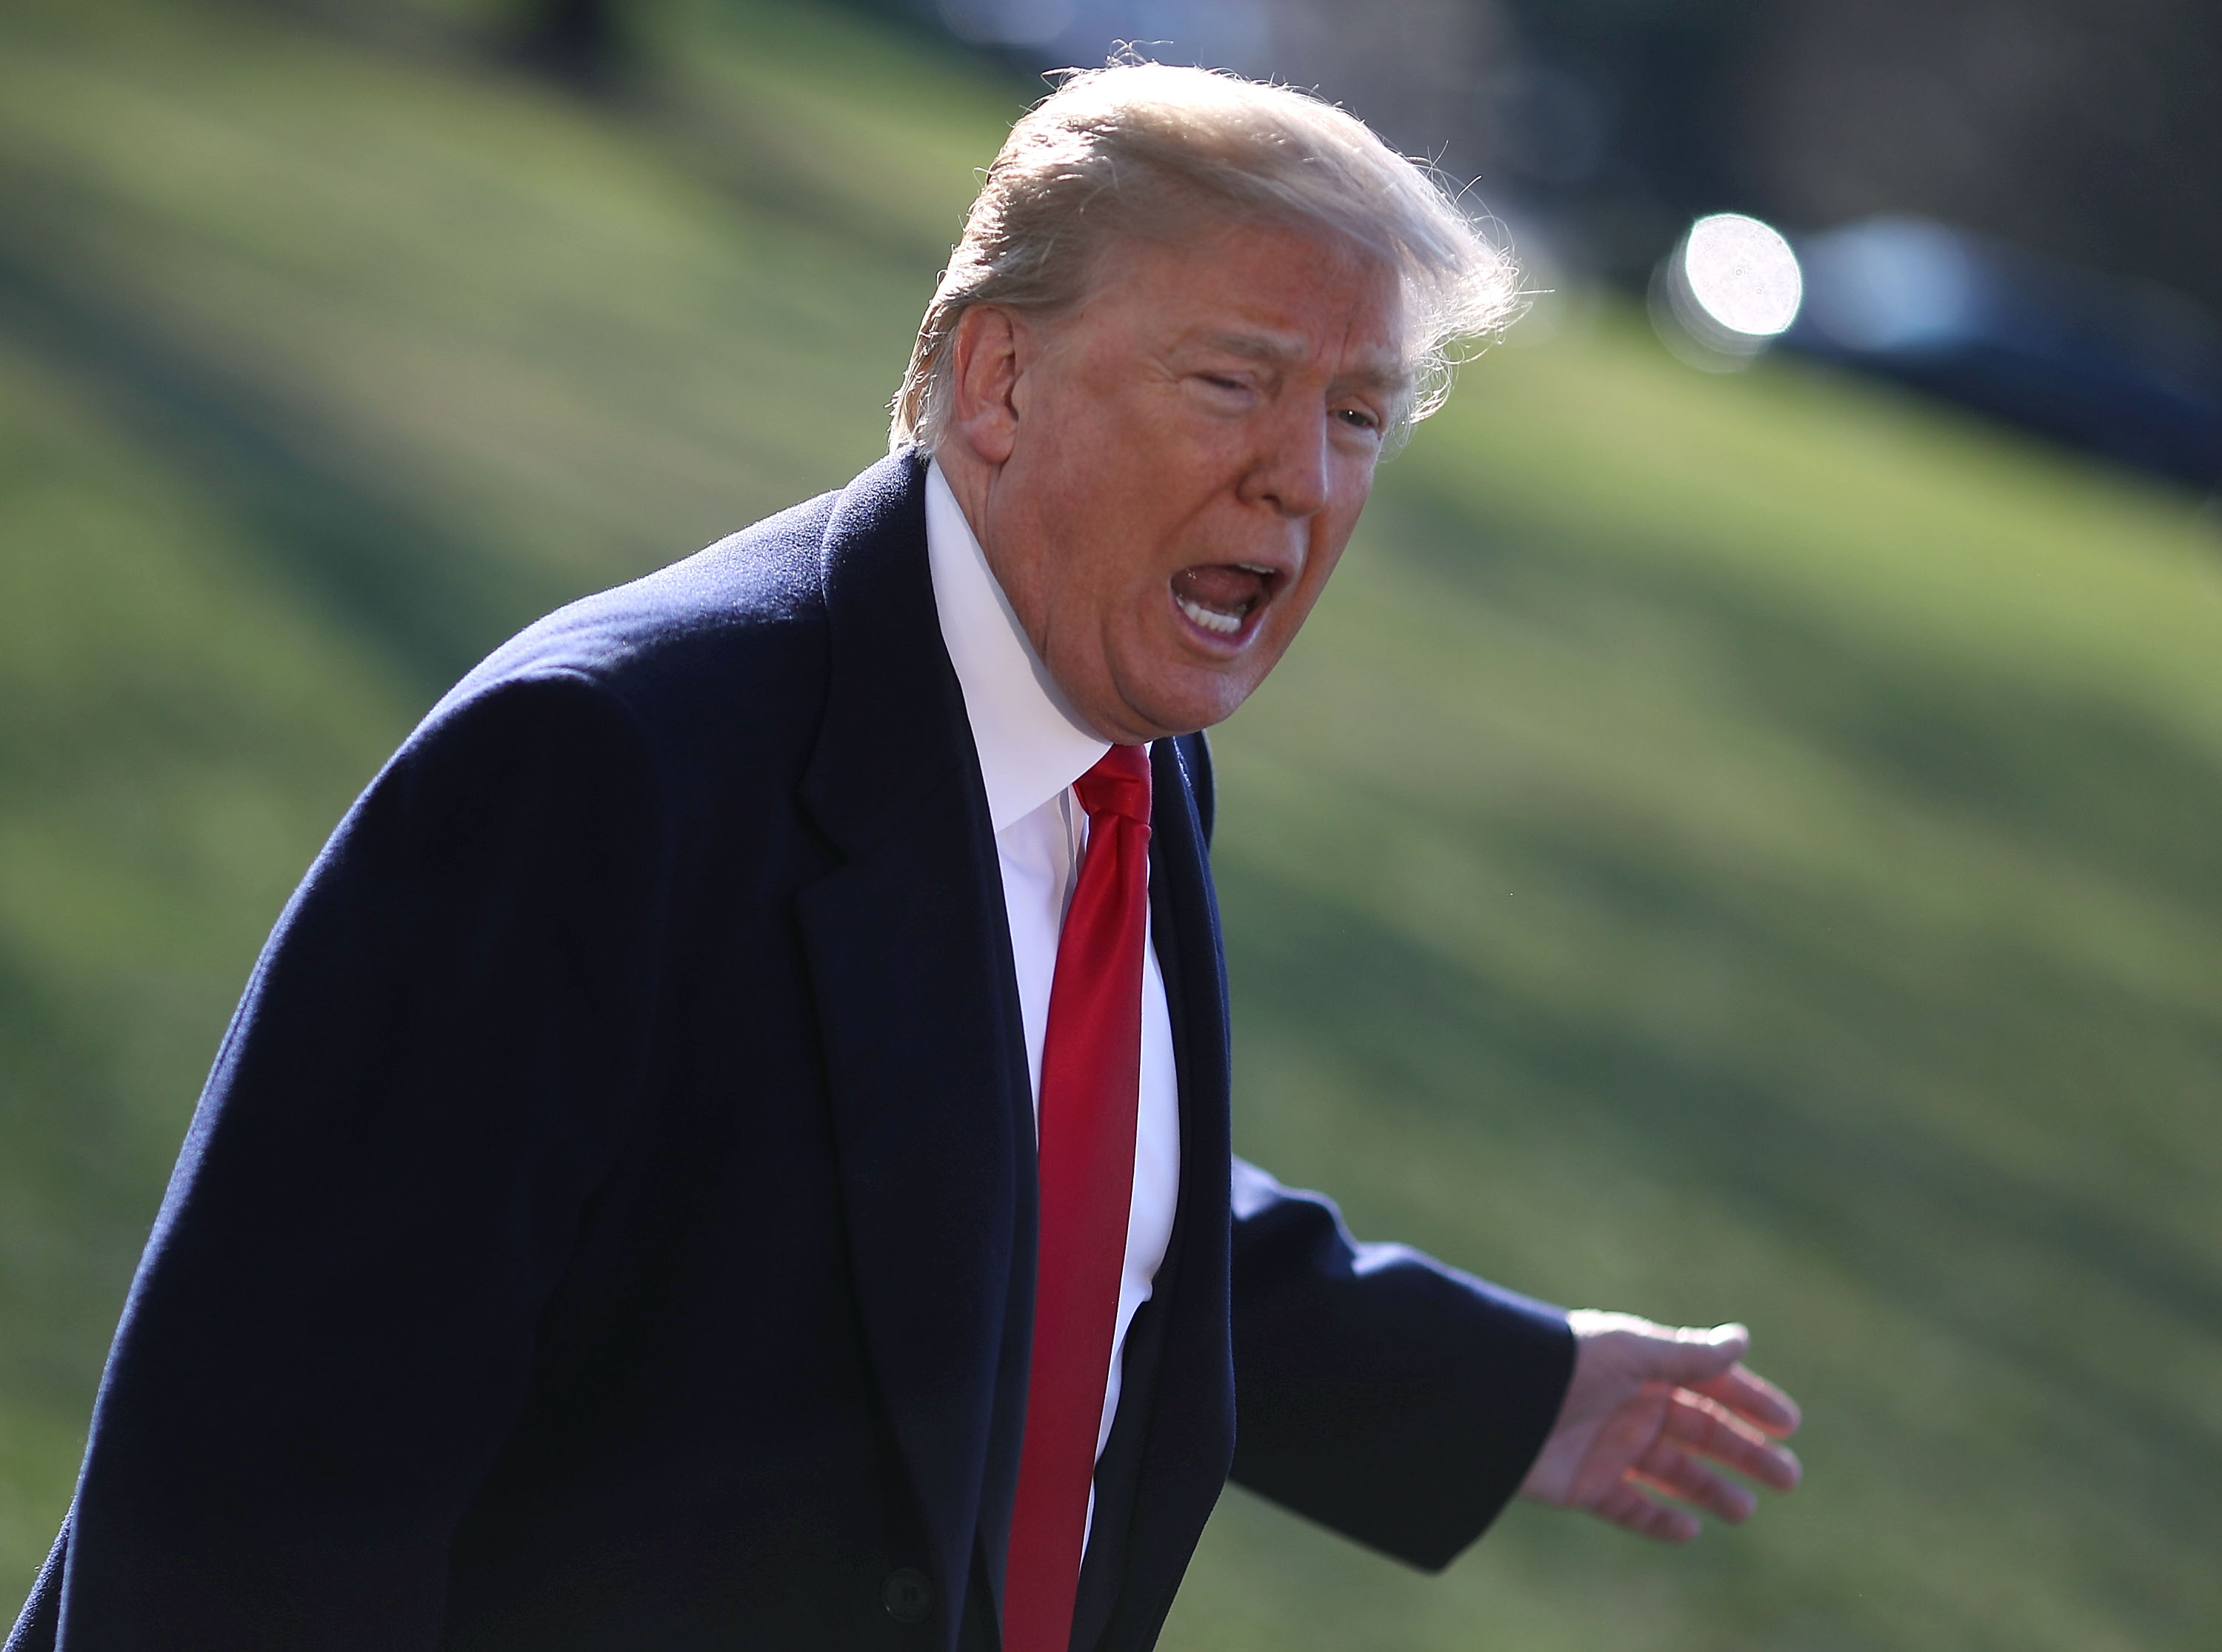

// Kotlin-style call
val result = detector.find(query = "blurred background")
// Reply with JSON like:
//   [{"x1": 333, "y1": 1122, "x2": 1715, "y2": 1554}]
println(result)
[{"x1": 3, "y1": 0, "x2": 2219, "y2": 1645}]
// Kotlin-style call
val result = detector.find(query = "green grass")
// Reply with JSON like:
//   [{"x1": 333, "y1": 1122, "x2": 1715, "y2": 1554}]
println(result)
[{"x1": 2, "y1": 0, "x2": 2218, "y2": 1643}]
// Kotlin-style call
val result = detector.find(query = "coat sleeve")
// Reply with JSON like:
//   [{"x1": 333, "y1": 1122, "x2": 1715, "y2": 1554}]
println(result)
[
  {"x1": 1225, "y1": 1160, "x2": 1576, "y2": 1572},
  {"x1": 1174, "y1": 733, "x2": 1575, "y2": 1569},
  {"x1": 45, "y1": 670, "x2": 668, "y2": 1650}
]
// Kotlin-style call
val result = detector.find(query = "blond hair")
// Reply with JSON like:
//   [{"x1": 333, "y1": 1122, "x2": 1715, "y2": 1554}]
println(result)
[{"x1": 890, "y1": 61, "x2": 1516, "y2": 452}]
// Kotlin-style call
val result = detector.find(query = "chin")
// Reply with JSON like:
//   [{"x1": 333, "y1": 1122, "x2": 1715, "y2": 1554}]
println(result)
[{"x1": 1129, "y1": 676, "x2": 1258, "y2": 739}]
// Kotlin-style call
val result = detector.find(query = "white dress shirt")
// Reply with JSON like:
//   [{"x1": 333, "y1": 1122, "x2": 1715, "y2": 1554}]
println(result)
[{"x1": 923, "y1": 461, "x2": 1182, "y2": 1502}]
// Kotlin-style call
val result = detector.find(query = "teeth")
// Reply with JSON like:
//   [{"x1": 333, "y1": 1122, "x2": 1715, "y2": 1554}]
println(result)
[
  {"x1": 1177, "y1": 595, "x2": 1244, "y2": 635},
  {"x1": 1236, "y1": 563, "x2": 1275, "y2": 575}
]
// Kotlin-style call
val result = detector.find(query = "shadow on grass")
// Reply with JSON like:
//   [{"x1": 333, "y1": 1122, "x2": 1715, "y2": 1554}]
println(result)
[
  {"x1": 0, "y1": 175, "x2": 556, "y2": 709},
  {"x1": 254, "y1": 0, "x2": 972, "y2": 276}
]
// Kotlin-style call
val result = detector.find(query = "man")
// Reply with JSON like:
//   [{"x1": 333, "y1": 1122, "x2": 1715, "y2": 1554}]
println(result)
[{"x1": 10, "y1": 63, "x2": 1798, "y2": 1652}]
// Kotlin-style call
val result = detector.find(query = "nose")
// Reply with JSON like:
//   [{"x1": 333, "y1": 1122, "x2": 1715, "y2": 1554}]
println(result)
[{"x1": 1241, "y1": 404, "x2": 1333, "y2": 520}]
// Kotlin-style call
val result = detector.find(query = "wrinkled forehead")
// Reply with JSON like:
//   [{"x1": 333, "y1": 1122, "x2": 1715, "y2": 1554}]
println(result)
[{"x1": 1081, "y1": 213, "x2": 1415, "y2": 371}]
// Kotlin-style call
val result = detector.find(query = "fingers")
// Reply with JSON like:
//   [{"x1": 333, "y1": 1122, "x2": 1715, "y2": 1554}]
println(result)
[
  {"x1": 1592, "y1": 1477, "x2": 1700, "y2": 1544},
  {"x1": 1632, "y1": 1445, "x2": 1754, "y2": 1524},
  {"x1": 1572, "y1": 1380, "x2": 1802, "y2": 1542},
  {"x1": 1663, "y1": 1389, "x2": 1804, "y2": 1492},
  {"x1": 1695, "y1": 1360, "x2": 1803, "y2": 1437},
  {"x1": 1587, "y1": 1411, "x2": 1791, "y2": 1542}
]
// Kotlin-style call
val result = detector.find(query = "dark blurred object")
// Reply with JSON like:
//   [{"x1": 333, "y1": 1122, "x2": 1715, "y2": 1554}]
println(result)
[
  {"x1": 1495, "y1": 0, "x2": 2222, "y2": 325},
  {"x1": 1785, "y1": 218, "x2": 2222, "y2": 491},
  {"x1": 1742, "y1": 0, "x2": 2222, "y2": 346},
  {"x1": 1481, "y1": 0, "x2": 1761, "y2": 278},
  {"x1": 510, "y1": 0, "x2": 629, "y2": 90}
]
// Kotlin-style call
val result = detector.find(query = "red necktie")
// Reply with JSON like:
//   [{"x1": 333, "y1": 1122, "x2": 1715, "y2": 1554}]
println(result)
[{"x1": 1002, "y1": 743, "x2": 1153, "y2": 1652}]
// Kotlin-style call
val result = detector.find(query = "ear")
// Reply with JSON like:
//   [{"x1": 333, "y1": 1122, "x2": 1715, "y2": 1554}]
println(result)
[{"x1": 945, "y1": 304, "x2": 1028, "y2": 466}]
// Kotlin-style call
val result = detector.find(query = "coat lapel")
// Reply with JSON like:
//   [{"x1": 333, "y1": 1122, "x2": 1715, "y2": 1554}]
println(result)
[{"x1": 795, "y1": 454, "x2": 1037, "y2": 1649}]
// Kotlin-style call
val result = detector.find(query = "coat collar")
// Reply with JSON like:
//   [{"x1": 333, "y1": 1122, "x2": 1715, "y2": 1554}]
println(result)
[
  {"x1": 921, "y1": 458, "x2": 1108, "y2": 834},
  {"x1": 799, "y1": 452, "x2": 975, "y2": 860}
]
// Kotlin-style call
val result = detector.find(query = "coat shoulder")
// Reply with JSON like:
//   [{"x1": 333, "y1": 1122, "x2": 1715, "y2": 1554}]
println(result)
[
  {"x1": 467, "y1": 489, "x2": 838, "y2": 722},
  {"x1": 409, "y1": 486, "x2": 861, "y2": 816}
]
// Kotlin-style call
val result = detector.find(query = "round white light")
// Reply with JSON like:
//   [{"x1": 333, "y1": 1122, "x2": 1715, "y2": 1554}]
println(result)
[{"x1": 1680, "y1": 213, "x2": 1804, "y2": 339}]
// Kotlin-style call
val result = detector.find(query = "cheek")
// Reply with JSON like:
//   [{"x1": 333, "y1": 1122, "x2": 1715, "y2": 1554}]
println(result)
[
  {"x1": 1295, "y1": 530, "x2": 1353, "y2": 611},
  {"x1": 1251, "y1": 546, "x2": 1347, "y2": 658},
  {"x1": 1332, "y1": 464, "x2": 1378, "y2": 527}
]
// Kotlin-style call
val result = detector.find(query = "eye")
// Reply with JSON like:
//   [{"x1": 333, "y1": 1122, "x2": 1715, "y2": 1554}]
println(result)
[{"x1": 1334, "y1": 406, "x2": 1384, "y2": 434}]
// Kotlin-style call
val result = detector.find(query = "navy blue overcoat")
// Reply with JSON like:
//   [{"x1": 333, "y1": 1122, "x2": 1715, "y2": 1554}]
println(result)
[{"x1": 10, "y1": 453, "x2": 1572, "y2": 1651}]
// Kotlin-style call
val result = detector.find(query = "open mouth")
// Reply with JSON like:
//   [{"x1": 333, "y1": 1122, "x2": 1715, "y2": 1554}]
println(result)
[{"x1": 1171, "y1": 563, "x2": 1279, "y2": 642}]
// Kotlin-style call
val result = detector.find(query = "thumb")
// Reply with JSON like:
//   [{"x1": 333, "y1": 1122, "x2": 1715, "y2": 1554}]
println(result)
[{"x1": 1643, "y1": 1321, "x2": 1749, "y2": 1387}]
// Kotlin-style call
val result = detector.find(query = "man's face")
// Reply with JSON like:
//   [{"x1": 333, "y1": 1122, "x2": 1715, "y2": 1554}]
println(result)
[{"x1": 952, "y1": 219, "x2": 1408, "y2": 743}]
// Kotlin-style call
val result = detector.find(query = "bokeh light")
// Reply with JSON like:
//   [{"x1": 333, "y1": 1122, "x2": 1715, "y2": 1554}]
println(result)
[
  {"x1": 1651, "y1": 212, "x2": 1804, "y2": 370},
  {"x1": 1682, "y1": 213, "x2": 1804, "y2": 339}
]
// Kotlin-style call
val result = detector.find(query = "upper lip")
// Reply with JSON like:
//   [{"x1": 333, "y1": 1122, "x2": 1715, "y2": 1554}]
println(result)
[{"x1": 1190, "y1": 556, "x2": 1298, "y2": 593}]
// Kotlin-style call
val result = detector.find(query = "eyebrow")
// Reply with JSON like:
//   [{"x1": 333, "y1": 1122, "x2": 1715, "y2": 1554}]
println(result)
[
  {"x1": 1195, "y1": 331, "x2": 1413, "y2": 396},
  {"x1": 1199, "y1": 330, "x2": 1306, "y2": 364}
]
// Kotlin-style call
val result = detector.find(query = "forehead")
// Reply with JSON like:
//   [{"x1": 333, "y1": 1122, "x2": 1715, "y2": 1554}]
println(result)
[{"x1": 1083, "y1": 220, "x2": 1409, "y2": 376}]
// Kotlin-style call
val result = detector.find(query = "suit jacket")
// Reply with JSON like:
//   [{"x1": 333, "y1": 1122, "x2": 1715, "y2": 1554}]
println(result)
[{"x1": 9, "y1": 453, "x2": 1574, "y2": 1652}]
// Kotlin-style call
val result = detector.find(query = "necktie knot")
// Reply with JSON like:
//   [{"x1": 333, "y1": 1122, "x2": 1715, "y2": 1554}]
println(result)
[{"x1": 1073, "y1": 743, "x2": 1152, "y2": 826}]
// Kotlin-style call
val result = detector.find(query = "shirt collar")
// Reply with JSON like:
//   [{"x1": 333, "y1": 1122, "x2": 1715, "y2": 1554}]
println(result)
[{"x1": 925, "y1": 458, "x2": 1110, "y2": 833}]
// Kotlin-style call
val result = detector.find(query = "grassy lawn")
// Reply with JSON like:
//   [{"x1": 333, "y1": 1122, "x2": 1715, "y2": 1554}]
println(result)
[{"x1": 2, "y1": 0, "x2": 2216, "y2": 1642}]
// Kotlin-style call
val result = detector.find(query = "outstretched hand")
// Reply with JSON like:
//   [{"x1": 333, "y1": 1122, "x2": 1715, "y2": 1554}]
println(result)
[{"x1": 1519, "y1": 1311, "x2": 1802, "y2": 1542}]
